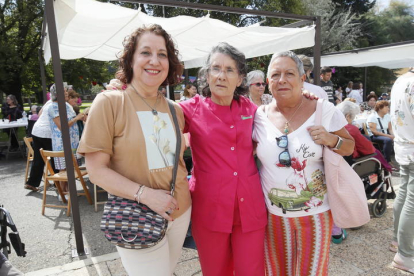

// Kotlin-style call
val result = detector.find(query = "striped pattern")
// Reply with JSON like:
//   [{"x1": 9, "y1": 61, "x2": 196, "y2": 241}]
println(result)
[
  {"x1": 100, "y1": 194, "x2": 167, "y2": 249},
  {"x1": 265, "y1": 211, "x2": 333, "y2": 276}
]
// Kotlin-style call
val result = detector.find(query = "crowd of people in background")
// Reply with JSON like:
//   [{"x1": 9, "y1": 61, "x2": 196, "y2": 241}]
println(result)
[{"x1": 2, "y1": 23, "x2": 412, "y2": 274}]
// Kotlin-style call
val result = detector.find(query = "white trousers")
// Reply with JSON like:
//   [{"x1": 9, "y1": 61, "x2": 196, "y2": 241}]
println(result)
[{"x1": 117, "y1": 207, "x2": 191, "y2": 276}]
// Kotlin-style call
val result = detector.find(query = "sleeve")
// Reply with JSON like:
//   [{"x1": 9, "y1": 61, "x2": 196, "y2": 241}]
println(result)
[
  {"x1": 48, "y1": 103, "x2": 59, "y2": 119},
  {"x1": 366, "y1": 113, "x2": 377, "y2": 124},
  {"x1": 15, "y1": 105, "x2": 23, "y2": 119},
  {"x1": 77, "y1": 93, "x2": 116, "y2": 156},
  {"x1": 178, "y1": 95, "x2": 200, "y2": 133},
  {"x1": 348, "y1": 125, "x2": 375, "y2": 157},
  {"x1": 322, "y1": 100, "x2": 347, "y2": 132}
]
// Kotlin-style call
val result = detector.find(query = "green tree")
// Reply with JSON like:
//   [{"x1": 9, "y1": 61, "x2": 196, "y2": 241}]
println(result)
[
  {"x1": 0, "y1": 0, "x2": 43, "y2": 105},
  {"x1": 332, "y1": 1, "x2": 414, "y2": 94},
  {"x1": 332, "y1": 0, "x2": 376, "y2": 15}
]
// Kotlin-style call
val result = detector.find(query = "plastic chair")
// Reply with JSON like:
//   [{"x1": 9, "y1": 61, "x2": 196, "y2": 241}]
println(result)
[
  {"x1": 23, "y1": 137, "x2": 34, "y2": 185},
  {"x1": 39, "y1": 149, "x2": 93, "y2": 216}
]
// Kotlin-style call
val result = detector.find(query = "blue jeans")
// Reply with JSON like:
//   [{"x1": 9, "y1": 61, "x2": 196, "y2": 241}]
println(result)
[
  {"x1": 371, "y1": 135, "x2": 393, "y2": 162},
  {"x1": 393, "y1": 163, "x2": 414, "y2": 257}
]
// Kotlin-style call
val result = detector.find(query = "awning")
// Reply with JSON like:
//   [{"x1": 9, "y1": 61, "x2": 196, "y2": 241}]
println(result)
[
  {"x1": 318, "y1": 42, "x2": 414, "y2": 69},
  {"x1": 43, "y1": 0, "x2": 316, "y2": 68}
]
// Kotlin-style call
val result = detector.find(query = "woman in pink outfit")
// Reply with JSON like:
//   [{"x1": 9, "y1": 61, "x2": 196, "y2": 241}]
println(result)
[{"x1": 179, "y1": 42, "x2": 267, "y2": 276}]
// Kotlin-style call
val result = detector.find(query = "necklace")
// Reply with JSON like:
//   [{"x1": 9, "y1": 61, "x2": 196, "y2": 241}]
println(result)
[
  {"x1": 277, "y1": 97, "x2": 304, "y2": 134},
  {"x1": 131, "y1": 84, "x2": 160, "y2": 115}
]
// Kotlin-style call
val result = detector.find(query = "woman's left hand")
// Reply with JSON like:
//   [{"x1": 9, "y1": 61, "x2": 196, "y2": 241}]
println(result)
[{"x1": 308, "y1": 126, "x2": 336, "y2": 147}]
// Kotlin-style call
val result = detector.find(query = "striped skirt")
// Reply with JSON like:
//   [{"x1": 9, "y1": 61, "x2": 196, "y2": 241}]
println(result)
[{"x1": 265, "y1": 211, "x2": 333, "y2": 276}]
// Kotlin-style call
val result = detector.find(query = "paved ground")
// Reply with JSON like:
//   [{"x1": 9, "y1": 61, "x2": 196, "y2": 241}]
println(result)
[{"x1": 0, "y1": 154, "x2": 410, "y2": 275}]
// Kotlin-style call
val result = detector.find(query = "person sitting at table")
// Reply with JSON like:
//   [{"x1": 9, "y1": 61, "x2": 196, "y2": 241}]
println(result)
[
  {"x1": 367, "y1": 100, "x2": 395, "y2": 164},
  {"x1": 2, "y1": 94, "x2": 23, "y2": 151}
]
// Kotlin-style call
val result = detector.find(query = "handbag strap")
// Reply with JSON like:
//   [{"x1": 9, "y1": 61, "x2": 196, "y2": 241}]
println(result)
[
  {"x1": 376, "y1": 117, "x2": 385, "y2": 133},
  {"x1": 167, "y1": 99, "x2": 181, "y2": 196},
  {"x1": 315, "y1": 98, "x2": 324, "y2": 126}
]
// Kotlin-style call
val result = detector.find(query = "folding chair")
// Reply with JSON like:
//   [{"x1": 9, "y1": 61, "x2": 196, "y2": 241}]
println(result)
[
  {"x1": 39, "y1": 149, "x2": 93, "y2": 216},
  {"x1": 93, "y1": 183, "x2": 107, "y2": 212},
  {"x1": 23, "y1": 137, "x2": 34, "y2": 185}
]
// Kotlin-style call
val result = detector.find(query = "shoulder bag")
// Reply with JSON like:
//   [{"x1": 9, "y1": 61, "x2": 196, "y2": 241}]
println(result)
[
  {"x1": 100, "y1": 99, "x2": 181, "y2": 249},
  {"x1": 315, "y1": 99, "x2": 370, "y2": 228}
]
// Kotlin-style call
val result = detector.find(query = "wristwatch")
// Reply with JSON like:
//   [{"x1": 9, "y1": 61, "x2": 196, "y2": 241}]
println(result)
[{"x1": 333, "y1": 136, "x2": 343, "y2": 150}]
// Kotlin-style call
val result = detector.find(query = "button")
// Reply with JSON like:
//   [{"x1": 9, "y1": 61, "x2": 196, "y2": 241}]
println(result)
[
  {"x1": 240, "y1": 198, "x2": 244, "y2": 202},
  {"x1": 230, "y1": 125, "x2": 234, "y2": 129},
  {"x1": 233, "y1": 172, "x2": 238, "y2": 176},
  {"x1": 231, "y1": 147, "x2": 235, "y2": 151}
]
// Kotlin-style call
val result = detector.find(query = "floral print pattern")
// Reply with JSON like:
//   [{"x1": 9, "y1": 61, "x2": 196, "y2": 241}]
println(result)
[{"x1": 48, "y1": 102, "x2": 80, "y2": 170}]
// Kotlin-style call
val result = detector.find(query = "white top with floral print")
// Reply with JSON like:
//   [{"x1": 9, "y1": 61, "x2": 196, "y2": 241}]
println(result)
[{"x1": 390, "y1": 73, "x2": 414, "y2": 165}]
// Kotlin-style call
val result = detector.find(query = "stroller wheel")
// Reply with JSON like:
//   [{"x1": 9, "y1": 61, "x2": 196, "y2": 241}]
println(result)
[{"x1": 371, "y1": 199, "x2": 387, "y2": 218}]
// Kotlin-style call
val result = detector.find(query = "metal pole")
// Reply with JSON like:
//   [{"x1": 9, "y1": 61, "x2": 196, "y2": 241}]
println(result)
[
  {"x1": 44, "y1": 0, "x2": 85, "y2": 256},
  {"x1": 39, "y1": 10, "x2": 48, "y2": 104},
  {"x1": 364, "y1": 67, "x2": 367, "y2": 101},
  {"x1": 185, "y1": 69, "x2": 189, "y2": 86},
  {"x1": 313, "y1": 16, "x2": 321, "y2": 86}
]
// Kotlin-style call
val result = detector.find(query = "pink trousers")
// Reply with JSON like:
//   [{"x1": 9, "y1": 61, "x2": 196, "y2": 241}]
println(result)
[{"x1": 192, "y1": 201, "x2": 266, "y2": 276}]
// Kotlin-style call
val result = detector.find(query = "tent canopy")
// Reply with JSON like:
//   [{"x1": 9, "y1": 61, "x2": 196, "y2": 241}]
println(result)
[
  {"x1": 318, "y1": 42, "x2": 414, "y2": 69},
  {"x1": 43, "y1": 0, "x2": 316, "y2": 68}
]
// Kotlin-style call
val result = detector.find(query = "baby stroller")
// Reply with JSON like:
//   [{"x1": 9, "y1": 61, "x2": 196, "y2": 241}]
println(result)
[
  {"x1": 0, "y1": 205, "x2": 26, "y2": 259},
  {"x1": 349, "y1": 153, "x2": 396, "y2": 218}
]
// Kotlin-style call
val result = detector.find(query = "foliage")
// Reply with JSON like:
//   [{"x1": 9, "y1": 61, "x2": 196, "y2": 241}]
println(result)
[
  {"x1": 0, "y1": 0, "x2": 43, "y2": 104},
  {"x1": 58, "y1": 59, "x2": 118, "y2": 95},
  {"x1": 90, "y1": 84, "x2": 105, "y2": 95},
  {"x1": 301, "y1": 0, "x2": 362, "y2": 54},
  {"x1": 332, "y1": 1, "x2": 414, "y2": 94},
  {"x1": 332, "y1": 0, "x2": 376, "y2": 15}
]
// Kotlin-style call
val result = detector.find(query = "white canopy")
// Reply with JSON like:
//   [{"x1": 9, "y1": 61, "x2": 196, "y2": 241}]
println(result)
[
  {"x1": 319, "y1": 42, "x2": 414, "y2": 69},
  {"x1": 43, "y1": 0, "x2": 316, "y2": 68}
]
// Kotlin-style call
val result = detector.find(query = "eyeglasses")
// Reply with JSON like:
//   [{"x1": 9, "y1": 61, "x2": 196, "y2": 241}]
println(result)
[
  {"x1": 209, "y1": 66, "x2": 238, "y2": 78},
  {"x1": 250, "y1": 82, "x2": 266, "y2": 87},
  {"x1": 275, "y1": 135, "x2": 291, "y2": 167}
]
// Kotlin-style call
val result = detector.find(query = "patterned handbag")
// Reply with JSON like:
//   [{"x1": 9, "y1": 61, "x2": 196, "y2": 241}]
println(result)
[{"x1": 100, "y1": 100, "x2": 181, "y2": 249}]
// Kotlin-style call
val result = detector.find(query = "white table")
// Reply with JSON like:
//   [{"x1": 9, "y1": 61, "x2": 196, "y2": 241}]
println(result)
[{"x1": 0, "y1": 120, "x2": 28, "y2": 159}]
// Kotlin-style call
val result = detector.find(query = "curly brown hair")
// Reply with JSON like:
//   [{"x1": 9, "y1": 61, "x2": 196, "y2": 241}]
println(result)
[
  {"x1": 116, "y1": 24, "x2": 183, "y2": 86},
  {"x1": 374, "y1": 100, "x2": 389, "y2": 112}
]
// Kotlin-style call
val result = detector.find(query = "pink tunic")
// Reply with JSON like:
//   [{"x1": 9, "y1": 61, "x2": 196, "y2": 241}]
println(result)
[{"x1": 180, "y1": 95, "x2": 267, "y2": 233}]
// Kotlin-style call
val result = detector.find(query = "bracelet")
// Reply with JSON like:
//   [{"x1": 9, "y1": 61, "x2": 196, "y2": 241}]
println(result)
[
  {"x1": 133, "y1": 185, "x2": 142, "y2": 202},
  {"x1": 137, "y1": 186, "x2": 146, "y2": 204}
]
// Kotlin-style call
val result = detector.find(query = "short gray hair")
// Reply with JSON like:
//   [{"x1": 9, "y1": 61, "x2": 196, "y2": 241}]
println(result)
[
  {"x1": 246, "y1": 70, "x2": 265, "y2": 86},
  {"x1": 198, "y1": 42, "x2": 248, "y2": 100},
  {"x1": 297, "y1": 54, "x2": 313, "y2": 73},
  {"x1": 50, "y1": 84, "x2": 58, "y2": 101},
  {"x1": 336, "y1": 100, "x2": 360, "y2": 121},
  {"x1": 267, "y1": 51, "x2": 305, "y2": 78}
]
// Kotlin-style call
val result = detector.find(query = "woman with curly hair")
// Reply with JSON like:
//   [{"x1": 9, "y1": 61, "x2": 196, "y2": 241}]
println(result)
[{"x1": 78, "y1": 25, "x2": 191, "y2": 275}]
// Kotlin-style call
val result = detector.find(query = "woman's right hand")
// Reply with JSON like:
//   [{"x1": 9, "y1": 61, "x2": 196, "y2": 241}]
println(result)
[
  {"x1": 140, "y1": 187, "x2": 179, "y2": 221},
  {"x1": 75, "y1": 112, "x2": 85, "y2": 121}
]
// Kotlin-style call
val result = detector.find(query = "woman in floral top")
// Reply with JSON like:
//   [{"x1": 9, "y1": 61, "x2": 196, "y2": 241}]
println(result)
[{"x1": 47, "y1": 84, "x2": 84, "y2": 193}]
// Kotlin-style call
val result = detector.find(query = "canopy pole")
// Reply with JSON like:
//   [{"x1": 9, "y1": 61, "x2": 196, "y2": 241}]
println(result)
[
  {"x1": 313, "y1": 16, "x2": 321, "y2": 86},
  {"x1": 44, "y1": 0, "x2": 86, "y2": 256},
  {"x1": 39, "y1": 10, "x2": 48, "y2": 103},
  {"x1": 364, "y1": 67, "x2": 368, "y2": 101}
]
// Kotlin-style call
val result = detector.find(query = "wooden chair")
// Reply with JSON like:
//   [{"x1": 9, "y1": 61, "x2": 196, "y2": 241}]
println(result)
[
  {"x1": 23, "y1": 137, "x2": 34, "y2": 185},
  {"x1": 39, "y1": 149, "x2": 93, "y2": 216},
  {"x1": 93, "y1": 184, "x2": 107, "y2": 212}
]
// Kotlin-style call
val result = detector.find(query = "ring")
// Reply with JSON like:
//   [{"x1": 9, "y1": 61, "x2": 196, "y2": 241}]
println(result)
[
  {"x1": 166, "y1": 208, "x2": 173, "y2": 215},
  {"x1": 314, "y1": 135, "x2": 318, "y2": 140}
]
